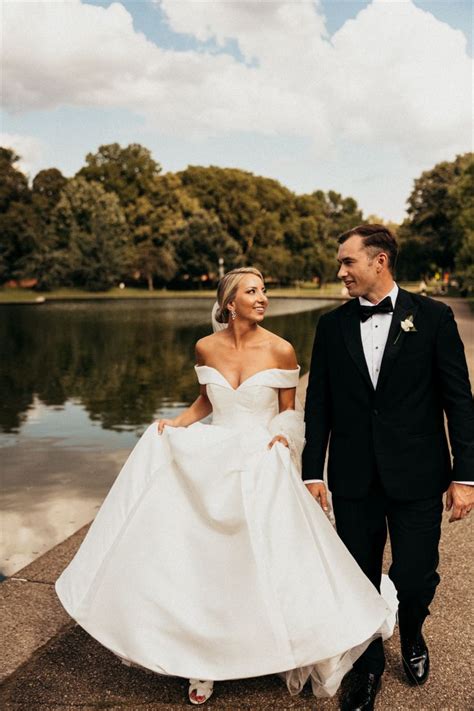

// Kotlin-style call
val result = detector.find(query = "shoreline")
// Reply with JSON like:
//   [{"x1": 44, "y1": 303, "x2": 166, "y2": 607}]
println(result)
[
  {"x1": 0, "y1": 287, "x2": 347, "y2": 305},
  {"x1": 0, "y1": 283, "x2": 463, "y2": 308}
]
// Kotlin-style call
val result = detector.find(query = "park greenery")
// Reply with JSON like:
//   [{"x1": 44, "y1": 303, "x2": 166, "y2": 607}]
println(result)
[
  {"x1": 0, "y1": 144, "x2": 472, "y2": 293},
  {"x1": 397, "y1": 153, "x2": 473, "y2": 289}
]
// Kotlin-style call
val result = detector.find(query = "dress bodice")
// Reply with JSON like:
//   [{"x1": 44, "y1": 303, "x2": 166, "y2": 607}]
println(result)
[{"x1": 195, "y1": 365, "x2": 300, "y2": 428}]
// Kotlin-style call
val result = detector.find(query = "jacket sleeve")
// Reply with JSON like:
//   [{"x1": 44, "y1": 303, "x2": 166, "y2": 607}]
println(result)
[
  {"x1": 436, "y1": 306, "x2": 474, "y2": 483},
  {"x1": 301, "y1": 314, "x2": 332, "y2": 481}
]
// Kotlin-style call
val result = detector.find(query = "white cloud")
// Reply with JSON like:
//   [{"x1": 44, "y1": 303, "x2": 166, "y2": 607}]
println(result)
[
  {"x1": 328, "y1": 0, "x2": 472, "y2": 161},
  {"x1": 157, "y1": 0, "x2": 328, "y2": 66},
  {"x1": 1, "y1": 0, "x2": 472, "y2": 215},
  {"x1": 0, "y1": 131, "x2": 44, "y2": 177}
]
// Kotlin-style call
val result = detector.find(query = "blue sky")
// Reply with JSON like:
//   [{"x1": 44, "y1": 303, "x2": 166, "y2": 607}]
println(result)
[
  {"x1": 2, "y1": 1, "x2": 472, "y2": 221},
  {"x1": 82, "y1": 1, "x2": 473, "y2": 56}
]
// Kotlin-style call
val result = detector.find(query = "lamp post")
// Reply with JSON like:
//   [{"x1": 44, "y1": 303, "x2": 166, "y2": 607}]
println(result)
[{"x1": 218, "y1": 257, "x2": 224, "y2": 280}]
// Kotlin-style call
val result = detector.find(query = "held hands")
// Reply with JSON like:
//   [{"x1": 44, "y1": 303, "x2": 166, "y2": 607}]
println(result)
[
  {"x1": 305, "y1": 482, "x2": 329, "y2": 513},
  {"x1": 445, "y1": 482, "x2": 474, "y2": 522}
]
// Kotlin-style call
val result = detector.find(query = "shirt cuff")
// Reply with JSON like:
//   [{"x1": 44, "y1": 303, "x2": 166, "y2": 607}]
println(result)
[
  {"x1": 452, "y1": 481, "x2": 474, "y2": 485},
  {"x1": 303, "y1": 479, "x2": 324, "y2": 485}
]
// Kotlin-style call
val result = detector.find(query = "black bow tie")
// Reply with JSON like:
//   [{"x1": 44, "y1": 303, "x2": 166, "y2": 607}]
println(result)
[{"x1": 359, "y1": 296, "x2": 393, "y2": 322}]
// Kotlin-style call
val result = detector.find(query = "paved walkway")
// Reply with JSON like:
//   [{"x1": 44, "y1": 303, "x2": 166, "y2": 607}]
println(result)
[{"x1": 1, "y1": 298, "x2": 473, "y2": 710}]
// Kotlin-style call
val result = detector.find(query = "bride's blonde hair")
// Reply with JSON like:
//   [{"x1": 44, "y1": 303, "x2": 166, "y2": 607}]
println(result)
[{"x1": 214, "y1": 267, "x2": 264, "y2": 324}]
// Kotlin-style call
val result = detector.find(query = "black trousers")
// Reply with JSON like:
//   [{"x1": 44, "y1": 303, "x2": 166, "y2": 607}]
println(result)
[{"x1": 332, "y1": 481, "x2": 443, "y2": 675}]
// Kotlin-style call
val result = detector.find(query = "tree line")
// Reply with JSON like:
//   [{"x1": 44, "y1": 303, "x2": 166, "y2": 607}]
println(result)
[
  {"x1": 0, "y1": 144, "x2": 472, "y2": 291},
  {"x1": 397, "y1": 153, "x2": 473, "y2": 289}
]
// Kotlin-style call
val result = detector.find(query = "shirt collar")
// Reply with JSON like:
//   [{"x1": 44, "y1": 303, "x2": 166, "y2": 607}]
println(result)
[{"x1": 359, "y1": 282, "x2": 399, "y2": 308}]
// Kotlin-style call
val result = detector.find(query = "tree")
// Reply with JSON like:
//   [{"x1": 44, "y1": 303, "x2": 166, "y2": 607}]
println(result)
[
  {"x1": 173, "y1": 210, "x2": 242, "y2": 283},
  {"x1": 132, "y1": 194, "x2": 177, "y2": 290},
  {"x1": 35, "y1": 177, "x2": 131, "y2": 290},
  {"x1": 78, "y1": 143, "x2": 181, "y2": 289},
  {"x1": 77, "y1": 143, "x2": 162, "y2": 205},
  {"x1": 398, "y1": 153, "x2": 473, "y2": 278},
  {"x1": 179, "y1": 166, "x2": 292, "y2": 258},
  {"x1": 32, "y1": 168, "x2": 67, "y2": 225},
  {"x1": 323, "y1": 191, "x2": 363, "y2": 239},
  {"x1": 288, "y1": 190, "x2": 363, "y2": 283},
  {"x1": 0, "y1": 148, "x2": 38, "y2": 283},
  {"x1": 452, "y1": 157, "x2": 474, "y2": 290}
]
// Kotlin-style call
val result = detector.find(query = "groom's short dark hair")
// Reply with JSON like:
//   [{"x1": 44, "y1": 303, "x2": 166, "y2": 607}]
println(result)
[{"x1": 338, "y1": 224, "x2": 398, "y2": 274}]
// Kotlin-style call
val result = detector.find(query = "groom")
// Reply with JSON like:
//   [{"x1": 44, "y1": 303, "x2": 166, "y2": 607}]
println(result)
[{"x1": 302, "y1": 224, "x2": 474, "y2": 711}]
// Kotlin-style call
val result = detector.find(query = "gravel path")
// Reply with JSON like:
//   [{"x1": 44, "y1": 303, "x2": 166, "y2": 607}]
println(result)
[{"x1": 1, "y1": 298, "x2": 472, "y2": 711}]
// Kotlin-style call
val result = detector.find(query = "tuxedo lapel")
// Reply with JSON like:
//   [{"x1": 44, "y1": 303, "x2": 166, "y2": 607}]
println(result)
[
  {"x1": 341, "y1": 300, "x2": 374, "y2": 392},
  {"x1": 376, "y1": 288, "x2": 419, "y2": 391}
]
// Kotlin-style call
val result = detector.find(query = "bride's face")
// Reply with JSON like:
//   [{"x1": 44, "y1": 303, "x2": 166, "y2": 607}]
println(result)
[{"x1": 229, "y1": 275, "x2": 268, "y2": 323}]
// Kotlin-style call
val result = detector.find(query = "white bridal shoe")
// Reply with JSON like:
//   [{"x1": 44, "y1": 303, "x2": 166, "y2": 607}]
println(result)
[{"x1": 188, "y1": 679, "x2": 214, "y2": 705}]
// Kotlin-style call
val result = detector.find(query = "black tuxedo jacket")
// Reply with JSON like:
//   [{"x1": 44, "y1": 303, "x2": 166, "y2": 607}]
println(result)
[{"x1": 302, "y1": 289, "x2": 474, "y2": 500}]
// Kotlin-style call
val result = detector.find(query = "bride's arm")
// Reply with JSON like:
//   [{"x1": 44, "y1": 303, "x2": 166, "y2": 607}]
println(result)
[
  {"x1": 278, "y1": 386, "x2": 296, "y2": 414},
  {"x1": 268, "y1": 341, "x2": 298, "y2": 448},
  {"x1": 267, "y1": 387, "x2": 296, "y2": 449},
  {"x1": 157, "y1": 386, "x2": 212, "y2": 433}
]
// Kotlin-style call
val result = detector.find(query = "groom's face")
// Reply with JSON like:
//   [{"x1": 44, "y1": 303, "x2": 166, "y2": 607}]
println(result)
[{"x1": 337, "y1": 235, "x2": 380, "y2": 298}]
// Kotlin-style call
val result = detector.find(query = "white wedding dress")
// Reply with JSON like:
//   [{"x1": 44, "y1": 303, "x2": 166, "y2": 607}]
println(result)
[{"x1": 56, "y1": 365, "x2": 396, "y2": 697}]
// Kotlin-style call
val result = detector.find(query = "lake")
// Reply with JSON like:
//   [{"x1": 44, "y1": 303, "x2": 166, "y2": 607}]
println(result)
[{"x1": 0, "y1": 297, "x2": 335, "y2": 576}]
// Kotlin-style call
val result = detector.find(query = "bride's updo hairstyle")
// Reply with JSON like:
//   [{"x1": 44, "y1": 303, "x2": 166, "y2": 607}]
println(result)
[{"x1": 214, "y1": 267, "x2": 264, "y2": 325}]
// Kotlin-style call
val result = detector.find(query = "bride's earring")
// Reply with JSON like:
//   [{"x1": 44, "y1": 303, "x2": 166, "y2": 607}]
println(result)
[{"x1": 230, "y1": 310, "x2": 237, "y2": 321}]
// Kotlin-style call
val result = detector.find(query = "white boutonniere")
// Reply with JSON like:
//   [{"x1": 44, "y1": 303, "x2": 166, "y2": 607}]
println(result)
[{"x1": 394, "y1": 314, "x2": 417, "y2": 344}]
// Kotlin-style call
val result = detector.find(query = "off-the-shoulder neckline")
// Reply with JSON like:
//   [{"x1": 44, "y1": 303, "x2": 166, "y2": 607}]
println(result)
[{"x1": 194, "y1": 365, "x2": 300, "y2": 392}]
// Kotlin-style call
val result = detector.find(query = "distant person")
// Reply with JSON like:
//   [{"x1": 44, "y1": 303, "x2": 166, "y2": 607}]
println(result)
[
  {"x1": 56, "y1": 267, "x2": 396, "y2": 706},
  {"x1": 303, "y1": 224, "x2": 474, "y2": 711}
]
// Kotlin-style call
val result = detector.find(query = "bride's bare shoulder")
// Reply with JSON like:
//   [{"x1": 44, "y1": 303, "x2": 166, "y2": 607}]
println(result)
[
  {"x1": 260, "y1": 328, "x2": 298, "y2": 369},
  {"x1": 195, "y1": 333, "x2": 226, "y2": 365}
]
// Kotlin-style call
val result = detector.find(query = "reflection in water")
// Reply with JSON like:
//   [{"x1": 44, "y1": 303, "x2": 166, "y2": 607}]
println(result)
[
  {"x1": 2, "y1": 435, "x2": 130, "y2": 575},
  {"x1": 1, "y1": 298, "x2": 334, "y2": 576}
]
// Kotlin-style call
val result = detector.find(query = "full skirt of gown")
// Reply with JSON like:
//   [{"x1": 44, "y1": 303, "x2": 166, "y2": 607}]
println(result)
[{"x1": 56, "y1": 366, "x2": 396, "y2": 697}]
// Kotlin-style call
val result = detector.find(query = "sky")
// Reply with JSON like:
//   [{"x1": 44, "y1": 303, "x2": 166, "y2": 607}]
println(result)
[{"x1": 1, "y1": 0, "x2": 472, "y2": 222}]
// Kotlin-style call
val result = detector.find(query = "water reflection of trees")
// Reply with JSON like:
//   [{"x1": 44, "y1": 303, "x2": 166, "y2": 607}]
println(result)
[{"x1": 1, "y1": 302, "x2": 328, "y2": 433}]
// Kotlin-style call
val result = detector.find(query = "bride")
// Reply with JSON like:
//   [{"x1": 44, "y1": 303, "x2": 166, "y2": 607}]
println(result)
[{"x1": 56, "y1": 267, "x2": 396, "y2": 705}]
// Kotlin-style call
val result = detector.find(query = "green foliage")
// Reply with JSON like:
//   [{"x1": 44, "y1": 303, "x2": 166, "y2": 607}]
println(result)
[
  {"x1": 79, "y1": 144, "x2": 179, "y2": 289},
  {"x1": 398, "y1": 153, "x2": 473, "y2": 279},
  {"x1": 0, "y1": 148, "x2": 38, "y2": 282},
  {"x1": 1, "y1": 142, "x2": 364, "y2": 290},
  {"x1": 77, "y1": 143, "x2": 162, "y2": 204},
  {"x1": 323, "y1": 191, "x2": 363, "y2": 239},
  {"x1": 452, "y1": 159, "x2": 474, "y2": 290},
  {"x1": 179, "y1": 166, "x2": 291, "y2": 258},
  {"x1": 173, "y1": 209, "x2": 242, "y2": 282},
  {"x1": 178, "y1": 166, "x2": 358, "y2": 284},
  {"x1": 32, "y1": 168, "x2": 67, "y2": 225},
  {"x1": 34, "y1": 177, "x2": 131, "y2": 291}
]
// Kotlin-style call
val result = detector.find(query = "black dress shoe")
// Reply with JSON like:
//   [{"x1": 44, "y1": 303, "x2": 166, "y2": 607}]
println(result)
[
  {"x1": 401, "y1": 634, "x2": 430, "y2": 685},
  {"x1": 340, "y1": 672, "x2": 382, "y2": 711}
]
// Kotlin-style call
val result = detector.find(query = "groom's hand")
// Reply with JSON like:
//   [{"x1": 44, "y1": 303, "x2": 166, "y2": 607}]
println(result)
[
  {"x1": 445, "y1": 482, "x2": 474, "y2": 522},
  {"x1": 305, "y1": 482, "x2": 329, "y2": 512}
]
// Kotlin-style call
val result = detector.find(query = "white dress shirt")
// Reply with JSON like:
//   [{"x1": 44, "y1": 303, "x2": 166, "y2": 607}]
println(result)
[
  {"x1": 305, "y1": 283, "x2": 471, "y2": 486},
  {"x1": 360, "y1": 283, "x2": 399, "y2": 388}
]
